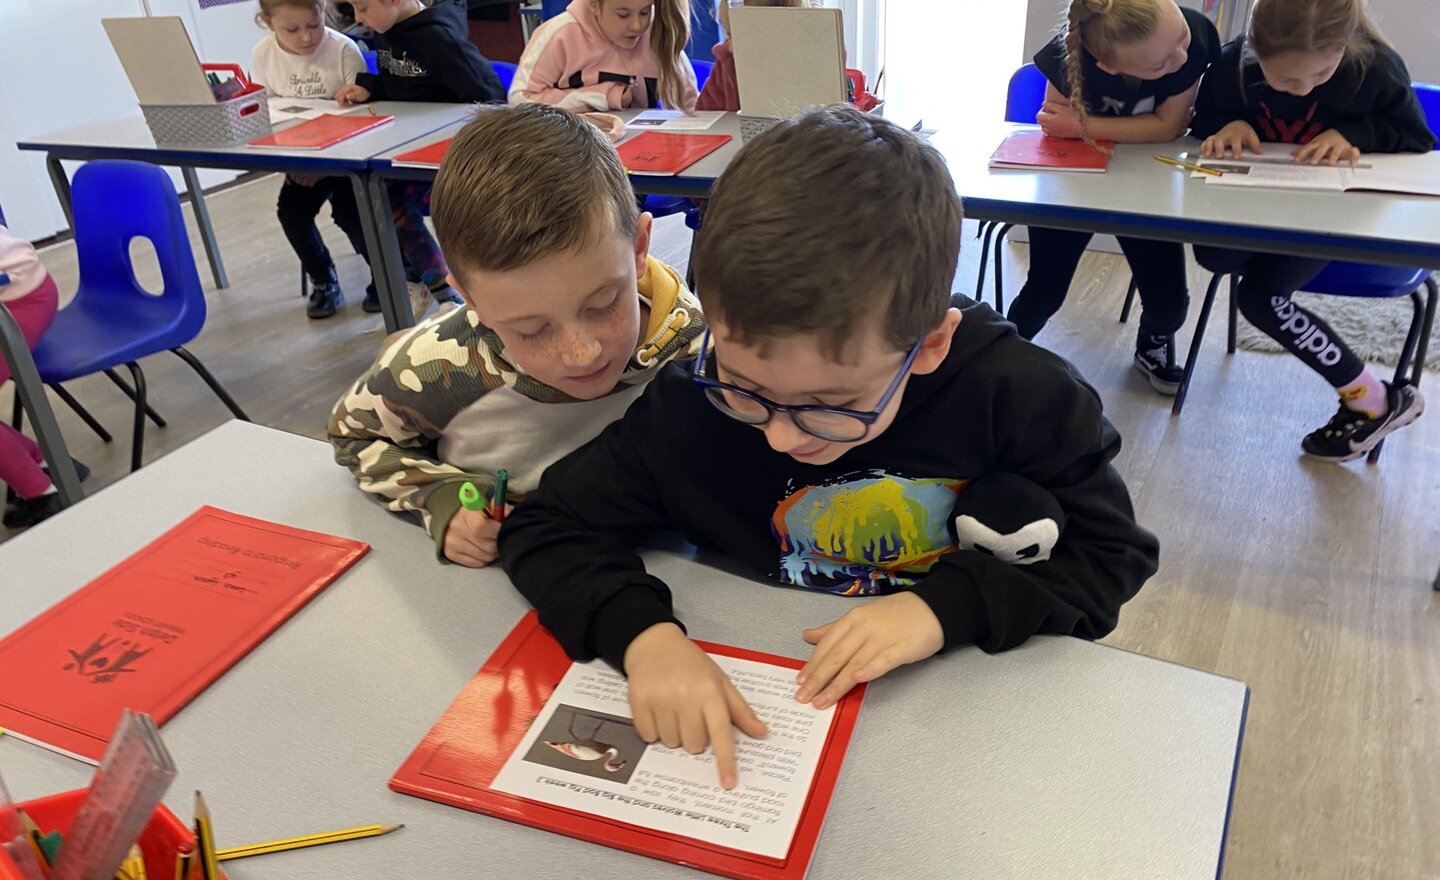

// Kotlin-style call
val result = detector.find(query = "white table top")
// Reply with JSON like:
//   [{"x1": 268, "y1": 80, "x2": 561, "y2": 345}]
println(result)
[
  {"x1": 0, "y1": 421, "x2": 1248, "y2": 879},
  {"x1": 943, "y1": 123, "x2": 1440, "y2": 268},
  {"x1": 16, "y1": 102, "x2": 475, "y2": 171}
]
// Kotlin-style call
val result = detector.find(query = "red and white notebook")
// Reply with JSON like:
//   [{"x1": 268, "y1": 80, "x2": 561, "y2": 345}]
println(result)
[
  {"x1": 390, "y1": 611, "x2": 864, "y2": 880},
  {"x1": 390, "y1": 137, "x2": 453, "y2": 169},
  {"x1": 988, "y1": 129, "x2": 1113, "y2": 172},
  {"x1": 618, "y1": 131, "x2": 732, "y2": 176},
  {"x1": 0, "y1": 507, "x2": 369, "y2": 763},
  {"x1": 248, "y1": 112, "x2": 393, "y2": 150}
]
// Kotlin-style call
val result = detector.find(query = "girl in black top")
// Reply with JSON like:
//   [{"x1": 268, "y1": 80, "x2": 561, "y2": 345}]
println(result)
[
  {"x1": 1015, "y1": 0, "x2": 1219, "y2": 395},
  {"x1": 1190, "y1": 0, "x2": 1434, "y2": 462}
]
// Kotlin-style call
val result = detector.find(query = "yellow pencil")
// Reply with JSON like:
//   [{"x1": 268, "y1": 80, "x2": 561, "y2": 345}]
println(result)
[
  {"x1": 1154, "y1": 153, "x2": 1223, "y2": 177},
  {"x1": 192, "y1": 792, "x2": 220, "y2": 880},
  {"x1": 116, "y1": 843, "x2": 147, "y2": 880},
  {"x1": 367, "y1": 105, "x2": 377, "y2": 116},
  {"x1": 215, "y1": 823, "x2": 403, "y2": 861}
]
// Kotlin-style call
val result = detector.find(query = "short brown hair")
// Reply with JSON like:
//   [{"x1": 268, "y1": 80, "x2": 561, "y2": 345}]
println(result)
[
  {"x1": 432, "y1": 104, "x2": 639, "y2": 274},
  {"x1": 693, "y1": 105, "x2": 962, "y2": 359}
]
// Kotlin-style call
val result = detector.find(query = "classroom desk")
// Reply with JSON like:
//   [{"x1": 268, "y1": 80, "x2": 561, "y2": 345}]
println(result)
[
  {"x1": 16, "y1": 102, "x2": 473, "y2": 333},
  {"x1": 0, "y1": 419, "x2": 1249, "y2": 879},
  {"x1": 944, "y1": 124, "x2": 1440, "y2": 270}
]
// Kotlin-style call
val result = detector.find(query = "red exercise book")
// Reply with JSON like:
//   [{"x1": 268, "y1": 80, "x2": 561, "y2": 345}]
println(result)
[
  {"x1": 390, "y1": 137, "x2": 453, "y2": 169},
  {"x1": 618, "y1": 131, "x2": 732, "y2": 176},
  {"x1": 0, "y1": 506, "x2": 369, "y2": 763},
  {"x1": 248, "y1": 112, "x2": 394, "y2": 150},
  {"x1": 390, "y1": 611, "x2": 864, "y2": 880},
  {"x1": 988, "y1": 129, "x2": 1113, "y2": 172}
]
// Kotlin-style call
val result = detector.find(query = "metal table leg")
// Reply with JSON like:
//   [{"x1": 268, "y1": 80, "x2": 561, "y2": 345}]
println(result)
[
  {"x1": 364, "y1": 172, "x2": 416, "y2": 331},
  {"x1": 46, "y1": 156, "x2": 75, "y2": 231},
  {"x1": 181, "y1": 166, "x2": 229, "y2": 290},
  {"x1": 0, "y1": 303, "x2": 83, "y2": 506}
]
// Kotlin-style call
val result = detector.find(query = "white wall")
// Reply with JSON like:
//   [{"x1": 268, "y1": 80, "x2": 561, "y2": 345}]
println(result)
[
  {"x1": 1374, "y1": 0, "x2": 1440, "y2": 85},
  {"x1": 0, "y1": 0, "x2": 255, "y2": 242}
]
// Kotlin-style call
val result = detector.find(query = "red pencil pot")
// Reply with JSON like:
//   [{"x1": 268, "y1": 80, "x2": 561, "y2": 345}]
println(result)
[{"x1": 1, "y1": 789, "x2": 224, "y2": 879}]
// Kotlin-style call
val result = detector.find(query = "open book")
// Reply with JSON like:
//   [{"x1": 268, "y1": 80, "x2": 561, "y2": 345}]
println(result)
[
  {"x1": 1186, "y1": 150, "x2": 1440, "y2": 196},
  {"x1": 390, "y1": 612, "x2": 864, "y2": 880}
]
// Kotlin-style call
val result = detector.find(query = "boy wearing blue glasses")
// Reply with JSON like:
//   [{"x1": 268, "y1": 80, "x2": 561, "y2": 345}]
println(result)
[{"x1": 499, "y1": 105, "x2": 1159, "y2": 790}]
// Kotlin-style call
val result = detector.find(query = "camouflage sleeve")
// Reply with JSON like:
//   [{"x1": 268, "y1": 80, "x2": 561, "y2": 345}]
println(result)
[{"x1": 326, "y1": 320, "x2": 495, "y2": 558}]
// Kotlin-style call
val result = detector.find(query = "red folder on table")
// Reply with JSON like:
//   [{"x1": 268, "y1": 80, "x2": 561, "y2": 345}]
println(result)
[
  {"x1": 988, "y1": 129, "x2": 1113, "y2": 172},
  {"x1": 390, "y1": 137, "x2": 453, "y2": 169},
  {"x1": 249, "y1": 112, "x2": 393, "y2": 149},
  {"x1": 618, "y1": 131, "x2": 732, "y2": 176},
  {"x1": 0, "y1": 506, "x2": 369, "y2": 762},
  {"x1": 390, "y1": 611, "x2": 863, "y2": 880}
]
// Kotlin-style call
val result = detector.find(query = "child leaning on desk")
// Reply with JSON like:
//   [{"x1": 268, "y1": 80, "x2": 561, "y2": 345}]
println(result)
[
  {"x1": 497, "y1": 105, "x2": 1160, "y2": 790},
  {"x1": 251, "y1": 0, "x2": 376, "y2": 319},
  {"x1": 511, "y1": 0, "x2": 697, "y2": 112},
  {"x1": 0, "y1": 225, "x2": 84, "y2": 529},
  {"x1": 327, "y1": 104, "x2": 705, "y2": 568},
  {"x1": 1189, "y1": 0, "x2": 1434, "y2": 462},
  {"x1": 334, "y1": 0, "x2": 506, "y2": 319},
  {"x1": 1009, "y1": 0, "x2": 1220, "y2": 397}
]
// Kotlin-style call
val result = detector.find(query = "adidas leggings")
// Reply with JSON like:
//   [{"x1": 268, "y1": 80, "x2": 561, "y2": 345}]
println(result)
[{"x1": 1192, "y1": 246, "x2": 1364, "y2": 387}]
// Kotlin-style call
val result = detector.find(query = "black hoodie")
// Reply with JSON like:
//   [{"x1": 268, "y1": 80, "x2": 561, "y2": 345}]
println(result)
[
  {"x1": 356, "y1": 0, "x2": 504, "y2": 104},
  {"x1": 498, "y1": 299, "x2": 1159, "y2": 672},
  {"x1": 1191, "y1": 36, "x2": 1436, "y2": 152}
]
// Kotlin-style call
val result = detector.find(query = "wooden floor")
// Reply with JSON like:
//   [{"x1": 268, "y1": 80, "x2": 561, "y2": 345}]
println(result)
[{"x1": 3, "y1": 175, "x2": 1437, "y2": 879}]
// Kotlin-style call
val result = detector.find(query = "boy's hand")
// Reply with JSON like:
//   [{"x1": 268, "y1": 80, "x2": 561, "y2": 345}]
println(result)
[
  {"x1": 796, "y1": 592, "x2": 944, "y2": 710},
  {"x1": 1036, "y1": 98, "x2": 1083, "y2": 140},
  {"x1": 336, "y1": 84, "x2": 370, "y2": 106},
  {"x1": 442, "y1": 505, "x2": 511, "y2": 567},
  {"x1": 1200, "y1": 120, "x2": 1262, "y2": 158},
  {"x1": 1293, "y1": 129, "x2": 1360, "y2": 166},
  {"x1": 624, "y1": 623, "x2": 768, "y2": 790}
]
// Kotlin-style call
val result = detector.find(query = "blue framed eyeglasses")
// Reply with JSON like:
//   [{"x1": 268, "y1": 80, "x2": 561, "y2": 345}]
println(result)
[{"x1": 691, "y1": 328, "x2": 923, "y2": 443}]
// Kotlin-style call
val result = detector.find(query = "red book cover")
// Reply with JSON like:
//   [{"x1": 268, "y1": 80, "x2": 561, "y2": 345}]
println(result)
[
  {"x1": 390, "y1": 611, "x2": 864, "y2": 880},
  {"x1": 0, "y1": 507, "x2": 369, "y2": 763},
  {"x1": 390, "y1": 137, "x2": 453, "y2": 169},
  {"x1": 618, "y1": 131, "x2": 732, "y2": 176},
  {"x1": 988, "y1": 129, "x2": 1113, "y2": 172},
  {"x1": 248, "y1": 112, "x2": 393, "y2": 150}
]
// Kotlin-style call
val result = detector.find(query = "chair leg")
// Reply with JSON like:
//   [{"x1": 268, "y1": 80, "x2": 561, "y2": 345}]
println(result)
[
  {"x1": 993, "y1": 223, "x2": 1014, "y2": 314},
  {"x1": 975, "y1": 221, "x2": 996, "y2": 300},
  {"x1": 171, "y1": 347, "x2": 250, "y2": 421},
  {"x1": 1368, "y1": 284, "x2": 1431, "y2": 464},
  {"x1": 685, "y1": 229, "x2": 698, "y2": 293},
  {"x1": 1118, "y1": 278, "x2": 1137, "y2": 323},
  {"x1": 49, "y1": 384, "x2": 113, "y2": 443},
  {"x1": 1412, "y1": 277, "x2": 1437, "y2": 389},
  {"x1": 104, "y1": 368, "x2": 167, "y2": 427},
  {"x1": 1174, "y1": 273, "x2": 1225, "y2": 416},
  {"x1": 1226, "y1": 275, "x2": 1240, "y2": 354},
  {"x1": 6, "y1": 394, "x2": 16, "y2": 506},
  {"x1": 125, "y1": 362, "x2": 147, "y2": 473}
]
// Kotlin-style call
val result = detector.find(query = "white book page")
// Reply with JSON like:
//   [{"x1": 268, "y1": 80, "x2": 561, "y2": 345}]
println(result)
[
  {"x1": 489, "y1": 655, "x2": 837, "y2": 859},
  {"x1": 626, "y1": 110, "x2": 726, "y2": 131},
  {"x1": 1202, "y1": 162, "x2": 1352, "y2": 190},
  {"x1": 267, "y1": 97, "x2": 355, "y2": 123}
]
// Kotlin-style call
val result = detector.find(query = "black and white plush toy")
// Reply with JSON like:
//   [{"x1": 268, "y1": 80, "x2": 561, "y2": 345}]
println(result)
[{"x1": 952, "y1": 473, "x2": 1065, "y2": 566}]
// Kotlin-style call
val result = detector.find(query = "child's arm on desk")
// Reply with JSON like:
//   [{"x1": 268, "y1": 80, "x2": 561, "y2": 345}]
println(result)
[
  {"x1": 1038, "y1": 82, "x2": 1199, "y2": 143},
  {"x1": 327, "y1": 326, "x2": 497, "y2": 563}
]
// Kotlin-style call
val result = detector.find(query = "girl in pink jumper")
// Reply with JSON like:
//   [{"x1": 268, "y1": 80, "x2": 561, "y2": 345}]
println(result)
[{"x1": 512, "y1": 0, "x2": 697, "y2": 112}]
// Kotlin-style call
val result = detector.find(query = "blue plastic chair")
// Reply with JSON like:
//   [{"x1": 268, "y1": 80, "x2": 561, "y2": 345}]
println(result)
[
  {"x1": 492, "y1": 60, "x2": 517, "y2": 94},
  {"x1": 690, "y1": 58, "x2": 713, "y2": 93},
  {"x1": 540, "y1": 0, "x2": 567, "y2": 19},
  {"x1": 27, "y1": 161, "x2": 249, "y2": 473},
  {"x1": 362, "y1": 49, "x2": 378, "y2": 75},
  {"x1": 1172, "y1": 82, "x2": 1440, "y2": 464},
  {"x1": 686, "y1": 0, "x2": 720, "y2": 63}
]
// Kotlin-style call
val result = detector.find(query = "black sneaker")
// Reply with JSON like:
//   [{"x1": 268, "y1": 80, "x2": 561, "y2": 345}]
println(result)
[
  {"x1": 305, "y1": 268, "x2": 345, "y2": 319},
  {"x1": 362, "y1": 283, "x2": 382, "y2": 314},
  {"x1": 1133, "y1": 333, "x2": 1183, "y2": 396},
  {"x1": 1301, "y1": 382, "x2": 1425, "y2": 462},
  {"x1": 3, "y1": 492, "x2": 63, "y2": 529}
]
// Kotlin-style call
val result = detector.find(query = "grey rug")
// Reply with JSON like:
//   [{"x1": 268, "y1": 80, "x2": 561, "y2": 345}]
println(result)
[{"x1": 1232, "y1": 287, "x2": 1439, "y2": 372}]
